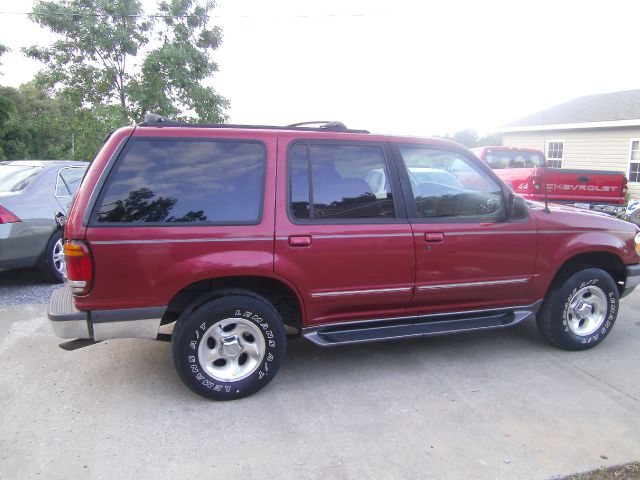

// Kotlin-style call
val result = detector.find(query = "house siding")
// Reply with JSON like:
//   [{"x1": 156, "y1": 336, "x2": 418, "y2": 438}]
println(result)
[{"x1": 502, "y1": 127, "x2": 640, "y2": 199}]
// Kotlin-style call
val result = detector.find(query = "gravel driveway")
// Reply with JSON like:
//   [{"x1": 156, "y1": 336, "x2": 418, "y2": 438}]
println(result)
[{"x1": 0, "y1": 268, "x2": 60, "y2": 305}]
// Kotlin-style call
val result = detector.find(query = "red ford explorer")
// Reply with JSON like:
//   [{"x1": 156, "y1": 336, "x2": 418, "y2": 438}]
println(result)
[{"x1": 48, "y1": 118, "x2": 640, "y2": 400}]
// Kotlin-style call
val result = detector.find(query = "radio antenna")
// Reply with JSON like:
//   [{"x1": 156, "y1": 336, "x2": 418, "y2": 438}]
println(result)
[{"x1": 542, "y1": 108, "x2": 551, "y2": 213}]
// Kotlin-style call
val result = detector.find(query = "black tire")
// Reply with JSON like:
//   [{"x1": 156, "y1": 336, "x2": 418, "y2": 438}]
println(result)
[
  {"x1": 536, "y1": 268, "x2": 619, "y2": 351},
  {"x1": 171, "y1": 293, "x2": 286, "y2": 400},
  {"x1": 39, "y1": 230, "x2": 65, "y2": 283}
]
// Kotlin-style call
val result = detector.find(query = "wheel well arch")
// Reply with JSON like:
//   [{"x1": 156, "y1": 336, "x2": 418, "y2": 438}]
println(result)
[
  {"x1": 550, "y1": 251, "x2": 625, "y2": 292},
  {"x1": 163, "y1": 275, "x2": 304, "y2": 331}
]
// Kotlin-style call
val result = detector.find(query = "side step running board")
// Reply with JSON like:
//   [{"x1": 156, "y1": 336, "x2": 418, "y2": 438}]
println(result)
[{"x1": 302, "y1": 302, "x2": 541, "y2": 347}]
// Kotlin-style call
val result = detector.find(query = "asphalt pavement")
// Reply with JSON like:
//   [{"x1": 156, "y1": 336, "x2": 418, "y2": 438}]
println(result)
[{"x1": 0, "y1": 282, "x2": 639, "y2": 479}]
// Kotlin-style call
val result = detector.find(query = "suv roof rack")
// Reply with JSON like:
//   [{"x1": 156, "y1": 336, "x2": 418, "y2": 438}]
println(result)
[
  {"x1": 286, "y1": 120, "x2": 348, "y2": 130},
  {"x1": 140, "y1": 114, "x2": 369, "y2": 134}
]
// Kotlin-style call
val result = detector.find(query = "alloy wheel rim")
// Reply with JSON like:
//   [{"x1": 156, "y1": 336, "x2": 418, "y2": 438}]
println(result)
[
  {"x1": 198, "y1": 317, "x2": 265, "y2": 382},
  {"x1": 566, "y1": 285, "x2": 607, "y2": 336},
  {"x1": 52, "y1": 238, "x2": 66, "y2": 277}
]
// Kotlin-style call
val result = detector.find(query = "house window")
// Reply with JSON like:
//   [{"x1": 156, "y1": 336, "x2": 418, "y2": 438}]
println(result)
[
  {"x1": 546, "y1": 141, "x2": 564, "y2": 168},
  {"x1": 630, "y1": 139, "x2": 640, "y2": 183}
]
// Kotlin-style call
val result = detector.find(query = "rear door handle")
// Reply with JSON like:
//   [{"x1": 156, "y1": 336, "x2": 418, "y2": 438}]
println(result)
[
  {"x1": 424, "y1": 232, "x2": 444, "y2": 242},
  {"x1": 289, "y1": 235, "x2": 312, "y2": 247}
]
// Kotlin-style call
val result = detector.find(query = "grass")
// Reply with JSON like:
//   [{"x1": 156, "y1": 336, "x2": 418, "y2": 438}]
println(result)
[{"x1": 561, "y1": 462, "x2": 640, "y2": 480}]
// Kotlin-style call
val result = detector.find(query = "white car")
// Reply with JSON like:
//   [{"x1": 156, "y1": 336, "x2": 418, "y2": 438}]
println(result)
[
  {"x1": 365, "y1": 167, "x2": 464, "y2": 199},
  {"x1": 624, "y1": 199, "x2": 640, "y2": 225}
]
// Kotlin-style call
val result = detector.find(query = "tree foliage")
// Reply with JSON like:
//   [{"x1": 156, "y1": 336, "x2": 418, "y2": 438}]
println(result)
[
  {"x1": 25, "y1": 0, "x2": 228, "y2": 124},
  {"x1": 438, "y1": 129, "x2": 502, "y2": 148},
  {"x1": 0, "y1": 82, "x2": 111, "y2": 161},
  {"x1": 0, "y1": 43, "x2": 11, "y2": 126},
  {"x1": 0, "y1": 43, "x2": 8, "y2": 67}
]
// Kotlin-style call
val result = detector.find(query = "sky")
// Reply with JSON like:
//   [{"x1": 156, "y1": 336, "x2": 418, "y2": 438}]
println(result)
[{"x1": 1, "y1": 0, "x2": 639, "y2": 137}]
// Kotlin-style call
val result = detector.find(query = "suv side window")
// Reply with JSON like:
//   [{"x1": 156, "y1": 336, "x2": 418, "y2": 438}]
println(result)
[
  {"x1": 289, "y1": 143, "x2": 396, "y2": 220},
  {"x1": 56, "y1": 167, "x2": 86, "y2": 197},
  {"x1": 94, "y1": 139, "x2": 266, "y2": 224},
  {"x1": 397, "y1": 146, "x2": 505, "y2": 221}
]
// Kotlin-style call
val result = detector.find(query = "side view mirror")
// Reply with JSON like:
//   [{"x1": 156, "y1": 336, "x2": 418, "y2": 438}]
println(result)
[
  {"x1": 507, "y1": 192, "x2": 528, "y2": 219},
  {"x1": 55, "y1": 211, "x2": 66, "y2": 228}
]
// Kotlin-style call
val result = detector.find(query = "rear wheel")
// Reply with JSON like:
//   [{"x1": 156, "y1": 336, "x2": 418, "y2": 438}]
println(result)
[
  {"x1": 39, "y1": 230, "x2": 65, "y2": 283},
  {"x1": 171, "y1": 294, "x2": 286, "y2": 400},
  {"x1": 536, "y1": 268, "x2": 619, "y2": 350}
]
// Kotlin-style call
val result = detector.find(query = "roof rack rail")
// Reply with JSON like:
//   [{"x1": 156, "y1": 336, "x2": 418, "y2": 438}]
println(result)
[
  {"x1": 286, "y1": 120, "x2": 348, "y2": 131},
  {"x1": 139, "y1": 113, "x2": 369, "y2": 134},
  {"x1": 144, "y1": 113, "x2": 173, "y2": 124}
]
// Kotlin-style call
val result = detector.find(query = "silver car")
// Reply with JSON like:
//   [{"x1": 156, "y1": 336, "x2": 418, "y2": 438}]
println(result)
[{"x1": 0, "y1": 160, "x2": 88, "y2": 282}]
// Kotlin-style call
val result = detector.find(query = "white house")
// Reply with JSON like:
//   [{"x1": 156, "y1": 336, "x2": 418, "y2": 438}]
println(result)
[{"x1": 498, "y1": 89, "x2": 640, "y2": 198}]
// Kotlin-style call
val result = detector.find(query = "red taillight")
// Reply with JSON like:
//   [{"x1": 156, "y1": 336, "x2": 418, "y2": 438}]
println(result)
[
  {"x1": 622, "y1": 176, "x2": 628, "y2": 195},
  {"x1": 0, "y1": 206, "x2": 20, "y2": 224},
  {"x1": 64, "y1": 240, "x2": 93, "y2": 294}
]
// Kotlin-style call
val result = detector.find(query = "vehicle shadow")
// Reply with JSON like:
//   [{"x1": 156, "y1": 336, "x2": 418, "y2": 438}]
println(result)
[
  {"x1": 121, "y1": 319, "x2": 553, "y2": 403},
  {"x1": 0, "y1": 268, "x2": 45, "y2": 285},
  {"x1": 0, "y1": 268, "x2": 61, "y2": 305},
  {"x1": 282, "y1": 319, "x2": 548, "y2": 377}
]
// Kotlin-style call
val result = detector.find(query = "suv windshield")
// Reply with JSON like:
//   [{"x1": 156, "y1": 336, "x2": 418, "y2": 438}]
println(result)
[
  {"x1": 0, "y1": 164, "x2": 42, "y2": 193},
  {"x1": 485, "y1": 151, "x2": 544, "y2": 169}
]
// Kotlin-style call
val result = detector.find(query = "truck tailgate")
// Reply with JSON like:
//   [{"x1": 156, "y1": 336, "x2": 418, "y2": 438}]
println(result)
[{"x1": 545, "y1": 168, "x2": 626, "y2": 204}]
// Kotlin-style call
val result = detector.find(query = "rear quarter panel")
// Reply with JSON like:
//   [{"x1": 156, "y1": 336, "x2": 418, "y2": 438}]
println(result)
[{"x1": 72, "y1": 127, "x2": 278, "y2": 311}]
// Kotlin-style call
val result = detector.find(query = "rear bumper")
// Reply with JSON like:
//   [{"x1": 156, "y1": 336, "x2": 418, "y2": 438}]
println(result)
[
  {"x1": 519, "y1": 196, "x2": 625, "y2": 215},
  {"x1": 586, "y1": 203, "x2": 626, "y2": 215},
  {"x1": 48, "y1": 286, "x2": 165, "y2": 340},
  {"x1": 553, "y1": 200, "x2": 625, "y2": 215},
  {"x1": 621, "y1": 264, "x2": 640, "y2": 299}
]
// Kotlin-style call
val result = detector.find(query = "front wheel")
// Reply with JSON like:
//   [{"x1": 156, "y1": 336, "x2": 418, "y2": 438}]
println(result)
[
  {"x1": 536, "y1": 268, "x2": 619, "y2": 351},
  {"x1": 171, "y1": 294, "x2": 286, "y2": 400}
]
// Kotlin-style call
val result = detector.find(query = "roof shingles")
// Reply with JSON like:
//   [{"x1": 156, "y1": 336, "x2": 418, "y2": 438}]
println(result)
[{"x1": 503, "y1": 89, "x2": 640, "y2": 128}]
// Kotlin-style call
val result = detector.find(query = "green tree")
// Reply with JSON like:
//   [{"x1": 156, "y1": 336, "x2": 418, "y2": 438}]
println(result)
[
  {"x1": 0, "y1": 82, "x2": 110, "y2": 161},
  {"x1": 438, "y1": 129, "x2": 502, "y2": 148},
  {"x1": 0, "y1": 43, "x2": 8, "y2": 68},
  {"x1": 0, "y1": 43, "x2": 13, "y2": 127},
  {"x1": 25, "y1": 0, "x2": 228, "y2": 124},
  {"x1": 476, "y1": 132, "x2": 502, "y2": 147},
  {"x1": 132, "y1": 0, "x2": 228, "y2": 122}
]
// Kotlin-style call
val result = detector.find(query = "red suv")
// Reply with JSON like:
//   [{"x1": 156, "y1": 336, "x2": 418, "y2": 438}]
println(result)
[{"x1": 49, "y1": 118, "x2": 640, "y2": 400}]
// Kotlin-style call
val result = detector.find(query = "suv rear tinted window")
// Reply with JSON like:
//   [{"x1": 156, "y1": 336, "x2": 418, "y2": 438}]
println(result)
[
  {"x1": 290, "y1": 143, "x2": 395, "y2": 220},
  {"x1": 94, "y1": 139, "x2": 265, "y2": 224}
]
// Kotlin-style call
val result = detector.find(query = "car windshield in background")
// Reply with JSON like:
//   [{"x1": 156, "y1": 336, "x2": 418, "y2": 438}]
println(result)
[
  {"x1": 0, "y1": 164, "x2": 42, "y2": 193},
  {"x1": 485, "y1": 151, "x2": 544, "y2": 169}
]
